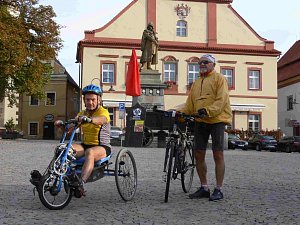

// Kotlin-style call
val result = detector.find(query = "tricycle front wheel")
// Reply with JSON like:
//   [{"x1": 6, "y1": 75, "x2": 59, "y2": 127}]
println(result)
[
  {"x1": 114, "y1": 148, "x2": 137, "y2": 201},
  {"x1": 38, "y1": 173, "x2": 72, "y2": 210}
]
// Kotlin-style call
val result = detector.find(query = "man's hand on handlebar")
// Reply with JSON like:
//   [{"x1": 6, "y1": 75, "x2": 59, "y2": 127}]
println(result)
[
  {"x1": 77, "y1": 115, "x2": 92, "y2": 123},
  {"x1": 198, "y1": 108, "x2": 208, "y2": 118}
]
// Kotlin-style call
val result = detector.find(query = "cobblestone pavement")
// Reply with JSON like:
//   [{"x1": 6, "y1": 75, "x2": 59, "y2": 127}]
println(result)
[{"x1": 0, "y1": 139, "x2": 300, "y2": 225}]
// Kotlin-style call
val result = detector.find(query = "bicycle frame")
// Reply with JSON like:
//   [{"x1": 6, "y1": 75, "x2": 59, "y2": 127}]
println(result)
[
  {"x1": 156, "y1": 109, "x2": 196, "y2": 202},
  {"x1": 164, "y1": 116, "x2": 194, "y2": 175}
]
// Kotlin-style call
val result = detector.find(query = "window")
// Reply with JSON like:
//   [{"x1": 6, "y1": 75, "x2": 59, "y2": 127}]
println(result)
[
  {"x1": 29, "y1": 122, "x2": 38, "y2": 135},
  {"x1": 248, "y1": 114, "x2": 260, "y2": 131},
  {"x1": 287, "y1": 95, "x2": 294, "y2": 111},
  {"x1": 221, "y1": 67, "x2": 234, "y2": 89},
  {"x1": 45, "y1": 92, "x2": 56, "y2": 106},
  {"x1": 108, "y1": 108, "x2": 114, "y2": 126},
  {"x1": 101, "y1": 63, "x2": 115, "y2": 84},
  {"x1": 176, "y1": 20, "x2": 187, "y2": 37},
  {"x1": 29, "y1": 96, "x2": 39, "y2": 106},
  {"x1": 164, "y1": 63, "x2": 177, "y2": 83},
  {"x1": 248, "y1": 69, "x2": 261, "y2": 90},
  {"x1": 187, "y1": 63, "x2": 199, "y2": 85}
]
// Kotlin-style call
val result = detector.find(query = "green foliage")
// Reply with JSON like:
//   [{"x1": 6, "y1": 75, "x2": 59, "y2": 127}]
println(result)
[
  {"x1": 0, "y1": 0, "x2": 62, "y2": 105},
  {"x1": 4, "y1": 117, "x2": 16, "y2": 130}
]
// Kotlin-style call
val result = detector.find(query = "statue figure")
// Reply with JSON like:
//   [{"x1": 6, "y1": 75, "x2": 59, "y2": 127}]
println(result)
[{"x1": 140, "y1": 22, "x2": 158, "y2": 71}]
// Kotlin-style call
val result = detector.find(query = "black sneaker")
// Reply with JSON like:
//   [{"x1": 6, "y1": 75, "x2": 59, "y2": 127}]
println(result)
[
  {"x1": 189, "y1": 187, "x2": 210, "y2": 199},
  {"x1": 209, "y1": 188, "x2": 223, "y2": 201},
  {"x1": 73, "y1": 185, "x2": 86, "y2": 198},
  {"x1": 69, "y1": 174, "x2": 86, "y2": 198}
]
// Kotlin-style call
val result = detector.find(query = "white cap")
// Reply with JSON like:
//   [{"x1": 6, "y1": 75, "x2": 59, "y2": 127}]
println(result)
[{"x1": 200, "y1": 54, "x2": 216, "y2": 63}]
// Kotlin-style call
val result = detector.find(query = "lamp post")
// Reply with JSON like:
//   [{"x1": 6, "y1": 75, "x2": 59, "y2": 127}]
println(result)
[{"x1": 91, "y1": 77, "x2": 115, "y2": 91}]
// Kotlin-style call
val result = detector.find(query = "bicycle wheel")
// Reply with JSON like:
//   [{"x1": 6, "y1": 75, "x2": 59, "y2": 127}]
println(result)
[
  {"x1": 164, "y1": 141, "x2": 176, "y2": 203},
  {"x1": 38, "y1": 173, "x2": 72, "y2": 210},
  {"x1": 115, "y1": 148, "x2": 137, "y2": 201},
  {"x1": 142, "y1": 127, "x2": 154, "y2": 147},
  {"x1": 181, "y1": 143, "x2": 195, "y2": 193}
]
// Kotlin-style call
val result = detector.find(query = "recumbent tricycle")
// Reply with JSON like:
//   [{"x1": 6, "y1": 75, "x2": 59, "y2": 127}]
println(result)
[{"x1": 30, "y1": 118, "x2": 137, "y2": 210}]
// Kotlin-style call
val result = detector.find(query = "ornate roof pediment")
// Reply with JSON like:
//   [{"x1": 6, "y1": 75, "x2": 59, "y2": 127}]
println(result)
[{"x1": 176, "y1": 0, "x2": 233, "y2": 4}]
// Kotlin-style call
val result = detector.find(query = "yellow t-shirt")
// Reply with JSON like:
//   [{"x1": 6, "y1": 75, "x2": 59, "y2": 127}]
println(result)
[{"x1": 77, "y1": 106, "x2": 111, "y2": 146}]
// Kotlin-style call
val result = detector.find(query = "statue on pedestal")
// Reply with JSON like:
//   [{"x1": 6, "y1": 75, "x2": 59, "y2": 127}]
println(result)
[{"x1": 140, "y1": 22, "x2": 158, "y2": 71}]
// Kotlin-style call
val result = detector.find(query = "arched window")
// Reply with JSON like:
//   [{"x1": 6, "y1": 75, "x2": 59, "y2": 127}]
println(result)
[{"x1": 176, "y1": 20, "x2": 187, "y2": 37}]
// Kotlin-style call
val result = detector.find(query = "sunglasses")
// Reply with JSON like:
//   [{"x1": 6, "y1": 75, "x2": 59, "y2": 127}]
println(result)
[{"x1": 198, "y1": 60, "x2": 212, "y2": 65}]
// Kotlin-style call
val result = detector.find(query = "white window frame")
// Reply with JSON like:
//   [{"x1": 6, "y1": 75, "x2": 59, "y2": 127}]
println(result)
[
  {"x1": 28, "y1": 121, "x2": 39, "y2": 136},
  {"x1": 187, "y1": 63, "x2": 199, "y2": 85},
  {"x1": 164, "y1": 63, "x2": 177, "y2": 82},
  {"x1": 248, "y1": 70, "x2": 260, "y2": 90},
  {"x1": 176, "y1": 20, "x2": 187, "y2": 37},
  {"x1": 248, "y1": 114, "x2": 260, "y2": 131},
  {"x1": 102, "y1": 64, "x2": 115, "y2": 83},
  {"x1": 29, "y1": 96, "x2": 39, "y2": 106},
  {"x1": 221, "y1": 68, "x2": 234, "y2": 89}
]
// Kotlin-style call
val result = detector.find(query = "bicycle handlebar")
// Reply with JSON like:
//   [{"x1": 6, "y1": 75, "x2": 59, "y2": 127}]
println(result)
[
  {"x1": 153, "y1": 108, "x2": 199, "y2": 121},
  {"x1": 57, "y1": 117, "x2": 92, "y2": 128}
]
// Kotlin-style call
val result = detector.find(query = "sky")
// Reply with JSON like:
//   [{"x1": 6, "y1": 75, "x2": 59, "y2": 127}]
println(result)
[{"x1": 39, "y1": 0, "x2": 300, "y2": 85}]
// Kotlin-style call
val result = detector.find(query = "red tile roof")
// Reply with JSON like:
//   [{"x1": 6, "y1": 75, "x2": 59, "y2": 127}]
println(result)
[
  {"x1": 277, "y1": 40, "x2": 300, "y2": 82},
  {"x1": 278, "y1": 40, "x2": 300, "y2": 68}
]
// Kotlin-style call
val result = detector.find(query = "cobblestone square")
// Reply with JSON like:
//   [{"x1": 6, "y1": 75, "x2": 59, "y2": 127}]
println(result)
[{"x1": 0, "y1": 139, "x2": 300, "y2": 225}]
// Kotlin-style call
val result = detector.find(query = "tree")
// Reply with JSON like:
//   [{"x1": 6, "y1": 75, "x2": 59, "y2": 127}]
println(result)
[
  {"x1": 0, "y1": 0, "x2": 62, "y2": 106},
  {"x1": 4, "y1": 117, "x2": 16, "y2": 131}
]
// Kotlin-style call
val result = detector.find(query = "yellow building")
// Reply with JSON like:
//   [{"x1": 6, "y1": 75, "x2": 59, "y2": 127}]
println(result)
[
  {"x1": 76, "y1": 0, "x2": 280, "y2": 131},
  {"x1": 18, "y1": 59, "x2": 80, "y2": 139}
]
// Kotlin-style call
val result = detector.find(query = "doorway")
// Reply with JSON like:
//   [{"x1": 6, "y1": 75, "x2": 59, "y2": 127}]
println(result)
[{"x1": 43, "y1": 122, "x2": 54, "y2": 140}]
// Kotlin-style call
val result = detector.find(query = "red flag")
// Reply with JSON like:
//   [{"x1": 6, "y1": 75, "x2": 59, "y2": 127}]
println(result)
[{"x1": 126, "y1": 49, "x2": 141, "y2": 96}]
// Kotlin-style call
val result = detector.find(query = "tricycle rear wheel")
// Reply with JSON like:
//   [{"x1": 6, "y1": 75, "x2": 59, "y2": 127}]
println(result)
[{"x1": 115, "y1": 148, "x2": 137, "y2": 201}]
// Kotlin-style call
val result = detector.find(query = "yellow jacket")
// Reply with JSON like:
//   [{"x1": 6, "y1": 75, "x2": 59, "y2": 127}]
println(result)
[
  {"x1": 181, "y1": 70, "x2": 232, "y2": 124},
  {"x1": 77, "y1": 106, "x2": 111, "y2": 146}
]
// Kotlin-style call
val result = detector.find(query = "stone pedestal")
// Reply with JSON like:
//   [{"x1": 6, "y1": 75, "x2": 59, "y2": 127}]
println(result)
[{"x1": 133, "y1": 70, "x2": 167, "y2": 110}]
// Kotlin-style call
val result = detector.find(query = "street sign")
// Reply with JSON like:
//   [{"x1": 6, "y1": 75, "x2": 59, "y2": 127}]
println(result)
[
  {"x1": 119, "y1": 111, "x2": 125, "y2": 119},
  {"x1": 44, "y1": 114, "x2": 54, "y2": 121},
  {"x1": 119, "y1": 102, "x2": 125, "y2": 111}
]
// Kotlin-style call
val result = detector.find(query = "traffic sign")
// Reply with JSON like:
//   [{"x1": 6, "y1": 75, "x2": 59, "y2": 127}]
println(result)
[{"x1": 119, "y1": 102, "x2": 125, "y2": 111}]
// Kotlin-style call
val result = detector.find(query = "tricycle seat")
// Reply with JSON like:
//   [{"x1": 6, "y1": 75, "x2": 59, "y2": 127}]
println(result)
[{"x1": 74, "y1": 154, "x2": 112, "y2": 167}]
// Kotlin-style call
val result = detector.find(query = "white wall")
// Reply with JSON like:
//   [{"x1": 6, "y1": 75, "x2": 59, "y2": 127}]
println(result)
[{"x1": 278, "y1": 82, "x2": 300, "y2": 136}]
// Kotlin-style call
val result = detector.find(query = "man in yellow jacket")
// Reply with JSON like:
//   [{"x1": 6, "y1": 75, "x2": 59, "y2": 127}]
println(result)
[
  {"x1": 181, "y1": 54, "x2": 232, "y2": 201},
  {"x1": 70, "y1": 84, "x2": 111, "y2": 197}
]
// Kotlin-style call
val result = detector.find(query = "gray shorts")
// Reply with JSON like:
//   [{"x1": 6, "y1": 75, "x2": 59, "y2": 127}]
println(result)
[{"x1": 194, "y1": 122, "x2": 225, "y2": 151}]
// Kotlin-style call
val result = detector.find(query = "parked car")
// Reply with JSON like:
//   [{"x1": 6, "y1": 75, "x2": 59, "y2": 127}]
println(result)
[
  {"x1": 110, "y1": 126, "x2": 123, "y2": 139},
  {"x1": 248, "y1": 134, "x2": 277, "y2": 151},
  {"x1": 227, "y1": 133, "x2": 248, "y2": 150},
  {"x1": 277, "y1": 136, "x2": 300, "y2": 153}
]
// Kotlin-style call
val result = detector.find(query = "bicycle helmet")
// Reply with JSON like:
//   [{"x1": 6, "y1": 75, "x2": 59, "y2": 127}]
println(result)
[{"x1": 82, "y1": 84, "x2": 102, "y2": 96}]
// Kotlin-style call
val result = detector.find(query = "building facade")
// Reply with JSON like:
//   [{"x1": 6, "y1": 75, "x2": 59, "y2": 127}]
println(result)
[
  {"x1": 18, "y1": 59, "x2": 80, "y2": 139},
  {"x1": 76, "y1": 0, "x2": 280, "y2": 131},
  {"x1": 278, "y1": 40, "x2": 300, "y2": 136},
  {"x1": 0, "y1": 97, "x2": 18, "y2": 129}
]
